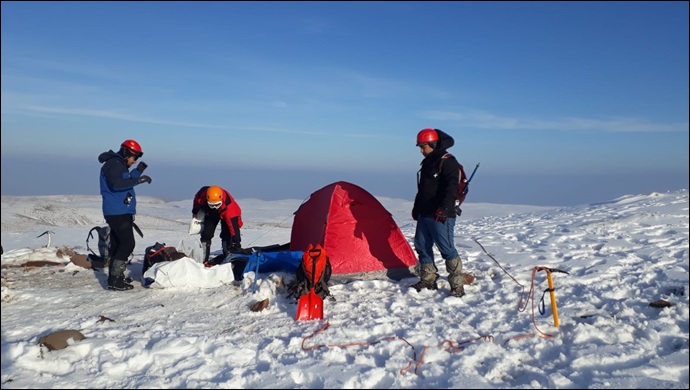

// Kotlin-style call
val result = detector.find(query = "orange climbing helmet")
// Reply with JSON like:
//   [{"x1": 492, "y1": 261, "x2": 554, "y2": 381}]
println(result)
[{"x1": 207, "y1": 186, "x2": 223, "y2": 209}]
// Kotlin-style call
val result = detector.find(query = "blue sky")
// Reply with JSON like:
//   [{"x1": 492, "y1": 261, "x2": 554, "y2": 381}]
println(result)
[{"x1": 1, "y1": 1, "x2": 688, "y2": 206}]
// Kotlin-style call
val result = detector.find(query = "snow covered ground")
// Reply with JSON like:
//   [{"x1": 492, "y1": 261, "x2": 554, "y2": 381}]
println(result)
[{"x1": 1, "y1": 190, "x2": 688, "y2": 389}]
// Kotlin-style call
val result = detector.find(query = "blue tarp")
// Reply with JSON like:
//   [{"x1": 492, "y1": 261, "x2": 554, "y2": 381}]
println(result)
[{"x1": 238, "y1": 250, "x2": 304, "y2": 275}]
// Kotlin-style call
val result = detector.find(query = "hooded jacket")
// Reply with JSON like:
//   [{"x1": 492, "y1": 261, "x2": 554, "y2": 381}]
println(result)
[
  {"x1": 412, "y1": 129, "x2": 460, "y2": 218},
  {"x1": 98, "y1": 150, "x2": 144, "y2": 216},
  {"x1": 192, "y1": 186, "x2": 244, "y2": 236}
]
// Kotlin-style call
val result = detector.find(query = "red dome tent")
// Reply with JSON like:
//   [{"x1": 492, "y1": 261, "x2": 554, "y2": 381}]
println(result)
[{"x1": 290, "y1": 181, "x2": 417, "y2": 281}]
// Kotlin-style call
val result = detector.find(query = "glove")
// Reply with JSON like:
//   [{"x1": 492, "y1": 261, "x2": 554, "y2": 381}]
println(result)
[
  {"x1": 435, "y1": 208, "x2": 449, "y2": 223},
  {"x1": 138, "y1": 175, "x2": 152, "y2": 184},
  {"x1": 135, "y1": 161, "x2": 148, "y2": 173}
]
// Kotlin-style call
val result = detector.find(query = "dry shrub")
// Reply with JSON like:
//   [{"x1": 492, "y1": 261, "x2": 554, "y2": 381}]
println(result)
[{"x1": 56, "y1": 246, "x2": 78, "y2": 259}]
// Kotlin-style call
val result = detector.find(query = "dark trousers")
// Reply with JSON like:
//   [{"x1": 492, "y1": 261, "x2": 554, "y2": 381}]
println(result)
[
  {"x1": 105, "y1": 214, "x2": 136, "y2": 261},
  {"x1": 200, "y1": 213, "x2": 241, "y2": 245}
]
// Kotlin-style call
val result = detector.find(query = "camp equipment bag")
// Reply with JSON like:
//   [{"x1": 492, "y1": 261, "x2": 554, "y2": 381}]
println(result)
[{"x1": 287, "y1": 244, "x2": 332, "y2": 300}]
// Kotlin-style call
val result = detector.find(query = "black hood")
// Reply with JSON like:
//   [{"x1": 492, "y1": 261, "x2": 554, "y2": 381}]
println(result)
[
  {"x1": 98, "y1": 150, "x2": 122, "y2": 164},
  {"x1": 434, "y1": 129, "x2": 455, "y2": 152}
]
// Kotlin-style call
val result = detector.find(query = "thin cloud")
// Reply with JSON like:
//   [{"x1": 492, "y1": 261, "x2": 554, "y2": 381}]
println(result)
[
  {"x1": 7, "y1": 55, "x2": 132, "y2": 83},
  {"x1": 424, "y1": 109, "x2": 689, "y2": 133},
  {"x1": 20, "y1": 105, "x2": 225, "y2": 129},
  {"x1": 15, "y1": 104, "x2": 377, "y2": 137}
]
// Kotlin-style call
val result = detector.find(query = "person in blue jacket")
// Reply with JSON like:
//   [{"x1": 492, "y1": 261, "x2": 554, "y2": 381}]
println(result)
[{"x1": 98, "y1": 139, "x2": 152, "y2": 291}]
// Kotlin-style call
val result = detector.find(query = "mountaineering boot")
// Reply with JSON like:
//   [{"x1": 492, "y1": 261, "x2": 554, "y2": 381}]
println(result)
[
  {"x1": 201, "y1": 241, "x2": 212, "y2": 263},
  {"x1": 233, "y1": 244, "x2": 253, "y2": 255},
  {"x1": 446, "y1": 256, "x2": 465, "y2": 298},
  {"x1": 222, "y1": 240, "x2": 231, "y2": 257},
  {"x1": 449, "y1": 285, "x2": 465, "y2": 298},
  {"x1": 410, "y1": 263, "x2": 439, "y2": 292},
  {"x1": 107, "y1": 259, "x2": 133, "y2": 291},
  {"x1": 227, "y1": 240, "x2": 252, "y2": 255},
  {"x1": 107, "y1": 276, "x2": 134, "y2": 291}
]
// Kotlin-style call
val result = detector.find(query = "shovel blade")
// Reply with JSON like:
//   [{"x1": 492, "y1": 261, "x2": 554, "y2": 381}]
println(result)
[{"x1": 296, "y1": 289, "x2": 324, "y2": 320}]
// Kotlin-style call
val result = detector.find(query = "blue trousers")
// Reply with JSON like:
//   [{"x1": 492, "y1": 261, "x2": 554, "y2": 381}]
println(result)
[{"x1": 414, "y1": 216, "x2": 459, "y2": 265}]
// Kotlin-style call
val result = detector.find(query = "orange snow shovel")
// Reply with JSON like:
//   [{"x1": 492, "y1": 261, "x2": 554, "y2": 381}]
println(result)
[{"x1": 296, "y1": 244, "x2": 325, "y2": 321}]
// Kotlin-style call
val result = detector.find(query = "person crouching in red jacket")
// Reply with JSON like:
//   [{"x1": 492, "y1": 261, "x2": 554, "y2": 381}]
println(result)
[{"x1": 192, "y1": 185, "x2": 247, "y2": 263}]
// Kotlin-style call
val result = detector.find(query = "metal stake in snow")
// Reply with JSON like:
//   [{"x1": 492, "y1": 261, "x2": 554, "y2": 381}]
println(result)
[{"x1": 37, "y1": 231, "x2": 55, "y2": 248}]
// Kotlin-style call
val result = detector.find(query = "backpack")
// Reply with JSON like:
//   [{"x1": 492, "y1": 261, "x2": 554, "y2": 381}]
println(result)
[
  {"x1": 86, "y1": 223, "x2": 144, "y2": 264},
  {"x1": 287, "y1": 244, "x2": 332, "y2": 300},
  {"x1": 86, "y1": 226, "x2": 110, "y2": 263},
  {"x1": 440, "y1": 153, "x2": 469, "y2": 214},
  {"x1": 142, "y1": 242, "x2": 186, "y2": 276}
]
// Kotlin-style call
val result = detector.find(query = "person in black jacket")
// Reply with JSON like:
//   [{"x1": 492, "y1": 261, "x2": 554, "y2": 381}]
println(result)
[
  {"x1": 411, "y1": 128, "x2": 466, "y2": 297},
  {"x1": 98, "y1": 139, "x2": 152, "y2": 291}
]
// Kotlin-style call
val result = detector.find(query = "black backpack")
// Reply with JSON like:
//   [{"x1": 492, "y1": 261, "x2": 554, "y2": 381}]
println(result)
[
  {"x1": 142, "y1": 242, "x2": 186, "y2": 276},
  {"x1": 86, "y1": 223, "x2": 144, "y2": 264},
  {"x1": 86, "y1": 226, "x2": 111, "y2": 263},
  {"x1": 287, "y1": 245, "x2": 332, "y2": 300}
]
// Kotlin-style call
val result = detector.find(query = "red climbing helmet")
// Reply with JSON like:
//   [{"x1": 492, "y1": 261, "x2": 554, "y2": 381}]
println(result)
[
  {"x1": 120, "y1": 139, "x2": 143, "y2": 158},
  {"x1": 416, "y1": 128, "x2": 438, "y2": 146}
]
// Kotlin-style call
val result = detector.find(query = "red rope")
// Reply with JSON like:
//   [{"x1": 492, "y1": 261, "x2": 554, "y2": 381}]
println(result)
[
  {"x1": 504, "y1": 266, "x2": 557, "y2": 343},
  {"x1": 300, "y1": 321, "x2": 493, "y2": 375},
  {"x1": 473, "y1": 239, "x2": 561, "y2": 343}
]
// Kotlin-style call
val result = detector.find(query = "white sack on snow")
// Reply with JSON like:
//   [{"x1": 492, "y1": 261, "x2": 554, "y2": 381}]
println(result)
[
  {"x1": 177, "y1": 238, "x2": 205, "y2": 263},
  {"x1": 188, "y1": 209, "x2": 204, "y2": 235},
  {"x1": 143, "y1": 257, "x2": 235, "y2": 289}
]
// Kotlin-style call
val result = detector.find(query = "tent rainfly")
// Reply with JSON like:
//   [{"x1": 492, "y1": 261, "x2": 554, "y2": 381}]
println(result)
[{"x1": 290, "y1": 181, "x2": 417, "y2": 281}]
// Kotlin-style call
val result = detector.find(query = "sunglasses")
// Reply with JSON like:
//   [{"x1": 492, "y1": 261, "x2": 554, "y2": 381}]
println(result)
[
  {"x1": 208, "y1": 201, "x2": 222, "y2": 209},
  {"x1": 126, "y1": 152, "x2": 143, "y2": 161}
]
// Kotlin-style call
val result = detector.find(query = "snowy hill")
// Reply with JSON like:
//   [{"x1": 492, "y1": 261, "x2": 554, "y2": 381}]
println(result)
[{"x1": 1, "y1": 191, "x2": 688, "y2": 389}]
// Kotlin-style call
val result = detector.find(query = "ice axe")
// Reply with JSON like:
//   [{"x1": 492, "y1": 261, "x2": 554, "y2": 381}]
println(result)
[
  {"x1": 536, "y1": 267, "x2": 569, "y2": 328},
  {"x1": 456, "y1": 162, "x2": 479, "y2": 216},
  {"x1": 463, "y1": 162, "x2": 480, "y2": 196},
  {"x1": 296, "y1": 244, "x2": 324, "y2": 321}
]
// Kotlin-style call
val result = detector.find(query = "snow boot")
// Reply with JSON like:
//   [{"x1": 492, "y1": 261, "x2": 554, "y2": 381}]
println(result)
[
  {"x1": 446, "y1": 257, "x2": 465, "y2": 297},
  {"x1": 201, "y1": 241, "x2": 212, "y2": 263},
  {"x1": 107, "y1": 275, "x2": 134, "y2": 291},
  {"x1": 107, "y1": 259, "x2": 133, "y2": 291},
  {"x1": 226, "y1": 240, "x2": 252, "y2": 255},
  {"x1": 410, "y1": 263, "x2": 439, "y2": 292}
]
